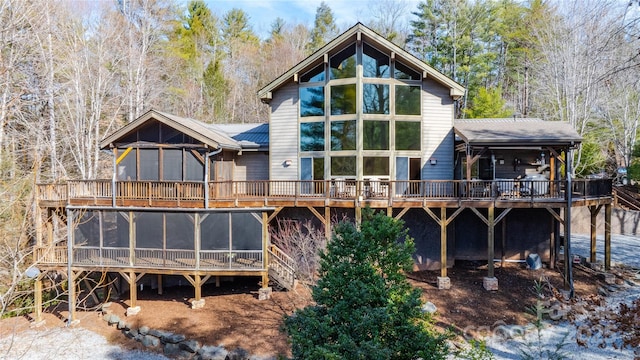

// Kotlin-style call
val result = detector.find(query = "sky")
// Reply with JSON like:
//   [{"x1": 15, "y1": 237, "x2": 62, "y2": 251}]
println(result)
[{"x1": 206, "y1": 0, "x2": 422, "y2": 39}]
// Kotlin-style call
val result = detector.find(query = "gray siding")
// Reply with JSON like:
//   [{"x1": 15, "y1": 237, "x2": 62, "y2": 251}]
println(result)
[
  {"x1": 421, "y1": 78, "x2": 454, "y2": 180},
  {"x1": 269, "y1": 83, "x2": 298, "y2": 184},
  {"x1": 234, "y1": 153, "x2": 269, "y2": 181}
]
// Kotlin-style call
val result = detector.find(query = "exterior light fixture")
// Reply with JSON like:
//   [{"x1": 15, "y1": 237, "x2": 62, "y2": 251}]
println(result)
[
  {"x1": 429, "y1": 158, "x2": 437, "y2": 165},
  {"x1": 283, "y1": 159, "x2": 292, "y2": 167}
]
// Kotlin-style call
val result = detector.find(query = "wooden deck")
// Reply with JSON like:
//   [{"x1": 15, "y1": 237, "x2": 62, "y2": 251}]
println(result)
[{"x1": 37, "y1": 178, "x2": 613, "y2": 209}]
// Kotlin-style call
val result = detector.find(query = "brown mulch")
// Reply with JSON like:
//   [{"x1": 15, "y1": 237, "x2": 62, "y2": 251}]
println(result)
[{"x1": 2, "y1": 262, "x2": 605, "y2": 358}]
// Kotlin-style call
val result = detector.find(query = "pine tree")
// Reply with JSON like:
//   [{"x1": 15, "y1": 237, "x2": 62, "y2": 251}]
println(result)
[
  {"x1": 307, "y1": 1, "x2": 338, "y2": 53},
  {"x1": 283, "y1": 208, "x2": 448, "y2": 360}
]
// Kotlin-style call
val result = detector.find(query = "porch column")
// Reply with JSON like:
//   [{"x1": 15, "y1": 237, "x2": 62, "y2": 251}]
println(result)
[
  {"x1": 68, "y1": 271, "x2": 77, "y2": 325},
  {"x1": 564, "y1": 146, "x2": 574, "y2": 297},
  {"x1": 325, "y1": 206, "x2": 331, "y2": 242},
  {"x1": 605, "y1": 204, "x2": 612, "y2": 271}
]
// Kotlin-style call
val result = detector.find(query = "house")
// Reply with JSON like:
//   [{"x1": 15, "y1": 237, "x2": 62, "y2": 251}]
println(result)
[{"x1": 32, "y1": 23, "x2": 612, "y2": 323}]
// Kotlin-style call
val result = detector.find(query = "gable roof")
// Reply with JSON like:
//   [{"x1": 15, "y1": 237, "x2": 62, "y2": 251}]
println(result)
[
  {"x1": 99, "y1": 109, "x2": 241, "y2": 151},
  {"x1": 258, "y1": 23, "x2": 465, "y2": 101},
  {"x1": 454, "y1": 118, "x2": 582, "y2": 147}
]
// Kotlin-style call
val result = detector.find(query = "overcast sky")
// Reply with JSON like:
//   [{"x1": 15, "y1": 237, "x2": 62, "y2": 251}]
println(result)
[{"x1": 206, "y1": 0, "x2": 422, "y2": 39}]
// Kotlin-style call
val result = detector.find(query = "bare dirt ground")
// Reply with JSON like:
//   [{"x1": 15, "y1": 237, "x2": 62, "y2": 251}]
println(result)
[{"x1": 2, "y1": 261, "x2": 616, "y2": 359}]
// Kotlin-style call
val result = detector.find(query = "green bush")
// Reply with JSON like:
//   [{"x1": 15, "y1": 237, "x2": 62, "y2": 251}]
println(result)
[{"x1": 283, "y1": 208, "x2": 448, "y2": 359}]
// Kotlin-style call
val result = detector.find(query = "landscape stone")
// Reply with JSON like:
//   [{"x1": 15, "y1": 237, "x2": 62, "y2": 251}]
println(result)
[
  {"x1": 164, "y1": 343, "x2": 182, "y2": 357},
  {"x1": 139, "y1": 325, "x2": 150, "y2": 335},
  {"x1": 141, "y1": 334, "x2": 160, "y2": 348},
  {"x1": 226, "y1": 347, "x2": 250, "y2": 360},
  {"x1": 199, "y1": 345, "x2": 228, "y2": 360},
  {"x1": 108, "y1": 315, "x2": 121, "y2": 325},
  {"x1": 180, "y1": 339, "x2": 200, "y2": 353},
  {"x1": 126, "y1": 306, "x2": 141, "y2": 316},
  {"x1": 163, "y1": 332, "x2": 187, "y2": 344}
]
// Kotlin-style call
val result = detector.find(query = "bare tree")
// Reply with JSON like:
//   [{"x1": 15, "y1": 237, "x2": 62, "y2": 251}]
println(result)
[
  {"x1": 529, "y1": 0, "x2": 635, "y2": 175},
  {"x1": 270, "y1": 219, "x2": 326, "y2": 285},
  {"x1": 366, "y1": 0, "x2": 411, "y2": 45}
]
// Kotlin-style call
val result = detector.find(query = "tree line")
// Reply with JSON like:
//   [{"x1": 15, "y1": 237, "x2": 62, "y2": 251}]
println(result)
[{"x1": 1, "y1": 0, "x2": 639, "y2": 182}]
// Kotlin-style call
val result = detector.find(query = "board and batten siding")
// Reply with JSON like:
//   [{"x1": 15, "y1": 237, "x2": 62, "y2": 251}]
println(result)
[
  {"x1": 269, "y1": 84, "x2": 299, "y2": 194},
  {"x1": 421, "y1": 78, "x2": 455, "y2": 180}
]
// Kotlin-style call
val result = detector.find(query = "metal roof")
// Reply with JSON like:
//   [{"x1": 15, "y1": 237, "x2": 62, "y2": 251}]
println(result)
[
  {"x1": 454, "y1": 118, "x2": 582, "y2": 147},
  {"x1": 258, "y1": 23, "x2": 465, "y2": 101},
  {"x1": 211, "y1": 123, "x2": 269, "y2": 151}
]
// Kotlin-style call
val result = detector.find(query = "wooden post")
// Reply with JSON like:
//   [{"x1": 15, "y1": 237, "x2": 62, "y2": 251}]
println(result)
[
  {"x1": 501, "y1": 218, "x2": 507, "y2": 267},
  {"x1": 262, "y1": 211, "x2": 269, "y2": 288},
  {"x1": 605, "y1": 204, "x2": 611, "y2": 271},
  {"x1": 34, "y1": 277, "x2": 43, "y2": 322},
  {"x1": 325, "y1": 206, "x2": 331, "y2": 241},
  {"x1": 157, "y1": 275, "x2": 163, "y2": 295},
  {"x1": 440, "y1": 207, "x2": 447, "y2": 278},
  {"x1": 129, "y1": 271, "x2": 137, "y2": 308},
  {"x1": 590, "y1": 206, "x2": 597, "y2": 263},
  {"x1": 68, "y1": 271, "x2": 76, "y2": 323},
  {"x1": 550, "y1": 217, "x2": 556, "y2": 269},
  {"x1": 194, "y1": 274, "x2": 201, "y2": 301},
  {"x1": 487, "y1": 206, "x2": 495, "y2": 278}
]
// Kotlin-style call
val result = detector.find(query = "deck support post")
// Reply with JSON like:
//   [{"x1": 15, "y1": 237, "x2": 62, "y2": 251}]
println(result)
[
  {"x1": 550, "y1": 217, "x2": 556, "y2": 269},
  {"x1": 34, "y1": 276, "x2": 43, "y2": 323},
  {"x1": 262, "y1": 211, "x2": 269, "y2": 289},
  {"x1": 440, "y1": 207, "x2": 447, "y2": 278},
  {"x1": 589, "y1": 205, "x2": 602, "y2": 264},
  {"x1": 194, "y1": 274, "x2": 201, "y2": 301},
  {"x1": 325, "y1": 206, "x2": 331, "y2": 241},
  {"x1": 564, "y1": 146, "x2": 574, "y2": 298},
  {"x1": 68, "y1": 271, "x2": 77, "y2": 324},
  {"x1": 501, "y1": 218, "x2": 507, "y2": 267},
  {"x1": 605, "y1": 203, "x2": 612, "y2": 271},
  {"x1": 157, "y1": 275, "x2": 163, "y2": 295},
  {"x1": 129, "y1": 271, "x2": 137, "y2": 308},
  {"x1": 487, "y1": 206, "x2": 495, "y2": 278}
]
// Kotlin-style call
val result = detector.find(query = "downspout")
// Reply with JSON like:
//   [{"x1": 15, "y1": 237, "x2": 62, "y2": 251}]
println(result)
[{"x1": 204, "y1": 147, "x2": 223, "y2": 209}]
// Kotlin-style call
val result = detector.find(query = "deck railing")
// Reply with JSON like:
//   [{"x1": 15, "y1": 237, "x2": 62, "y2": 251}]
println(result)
[
  {"x1": 36, "y1": 245, "x2": 263, "y2": 270},
  {"x1": 37, "y1": 178, "x2": 613, "y2": 204}
]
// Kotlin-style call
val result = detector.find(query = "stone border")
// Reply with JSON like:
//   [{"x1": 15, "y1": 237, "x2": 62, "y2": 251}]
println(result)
[{"x1": 100, "y1": 303, "x2": 277, "y2": 360}]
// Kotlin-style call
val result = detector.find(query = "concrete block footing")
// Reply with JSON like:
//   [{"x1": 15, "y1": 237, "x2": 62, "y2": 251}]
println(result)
[
  {"x1": 126, "y1": 306, "x2": 141, "y2": 316},
  {"x1": 483, "y1": 277, "x2": 499, "y2": 291},
  {"x1": 437, "y1": 276, "x2": 451, "y2": 290},
  {"x1": 191, "y1": 299, "x2": 206, "y2": 309},
  {"x1": 258, "y1": 287, "x2": 272, "y2": 301}
]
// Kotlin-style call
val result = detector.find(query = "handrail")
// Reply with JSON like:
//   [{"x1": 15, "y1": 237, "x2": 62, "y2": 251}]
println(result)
[
  {"x1": 37, "y1": 178, "x2": 613, "y2": 204},
  {"x1": 613, "y1": 186, "x2": 640, "y2": 211}
]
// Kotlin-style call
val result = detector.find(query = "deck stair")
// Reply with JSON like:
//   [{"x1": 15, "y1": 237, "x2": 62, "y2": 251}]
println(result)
[
  {"x1": 613, "y1": 186, "x2": 640, "y2": 211},
  {"x1": 267, "y1": 244, "x2": 296, "y2": 290}
]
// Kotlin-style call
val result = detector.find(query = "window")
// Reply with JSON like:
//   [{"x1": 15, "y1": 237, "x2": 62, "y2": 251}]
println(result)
[
  {"x1": 331, "y1": 84, "x2": 356, "y2": 115},
  {"x1": 395, "y1": 122, "x2": 421, "y2": 150},
  {"x1": 300, "y1": 122, "x2": 325, "y2": 151},
  {"x1": 364, "y1": 121, "x2": 389, "y2": 150},
  {"x1": 330, "y1": 44, "x2": 356, "y2": 79},
  {"x1": 300, "y1": 87, "x2": 324, "y2": 117},
  {"x1": 363, "y1": 84, "x2": 389, "y2": 114},
  {"x1": 394, "y1": 61, "x2": 421, "y2": 80},
  {"x1": 363, "y1": 43, "x2": 389, "y2": 78},
  {"x1": 364, "y1": 157, "x2": 389, "y2": 176},
  {"x1": 331, "y1": 120, "x2": 356, "y2": 150},
  {"x1": 396, "y1": 85, "x2": 421, "y2": 115},
  {"x1": 331, "y1": 156, "x2": 356, "y2": 176},
  {"x1": 301, "y1": 64, "x2": 325, "y2": 83}
]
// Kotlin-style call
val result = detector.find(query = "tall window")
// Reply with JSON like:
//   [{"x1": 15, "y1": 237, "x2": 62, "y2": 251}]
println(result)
[{"x1": 298, "y1": 41, "x2": 424, "y2": 180}]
